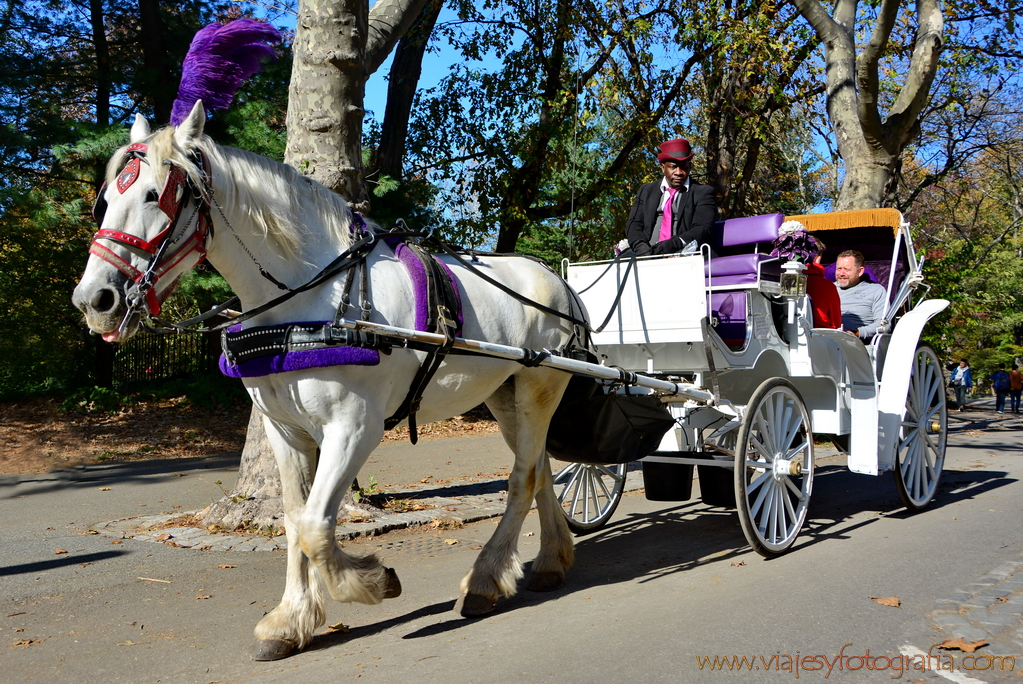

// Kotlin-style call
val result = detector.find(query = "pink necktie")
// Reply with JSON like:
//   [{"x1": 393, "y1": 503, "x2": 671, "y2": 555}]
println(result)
[{"x1": 659, "y1": 188, "x2": 677, "y2": 243}]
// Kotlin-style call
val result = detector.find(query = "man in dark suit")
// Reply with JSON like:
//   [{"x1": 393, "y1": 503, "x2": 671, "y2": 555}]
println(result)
[{"x1": 625, "y1": 138, "x2": 718, "y2": 256}]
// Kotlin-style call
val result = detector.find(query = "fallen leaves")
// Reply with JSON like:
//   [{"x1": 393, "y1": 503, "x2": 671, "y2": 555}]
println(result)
[
  {"x1": 14, "y1": 639, "x2": 40, "y2": 647},
  {"x1": 937, "y1": 637, "x2": 988, "y2": 653},
  {"x1": 195, "y1": 594, "x2": 212, "y2": 600},
  {"x1": 443, "y1": 539, "x2": 458, "y2": 545},
  {"x1": 869, "y1": 596, "x2": 901, "y2": 608},
  {"x1": 326, "y1": 621, "x2": 350, "y2": 634},
  {"x1": 218, "y1": 564, "x2": 236, "y2": 569},
  {"x1": 731, "y1": 561, "x2": 746, "y2": 567},
  {"x1": 99, "y1": 487, "x2": 111, "y2": 491},
  {"x1": 55, "y1": 549, "x2": 68, "y2": 555}
]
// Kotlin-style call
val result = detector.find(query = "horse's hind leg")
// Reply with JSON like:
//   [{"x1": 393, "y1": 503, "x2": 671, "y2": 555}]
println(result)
[
  {"x1": 457, "y1": 370, "x2": 573, "y2": 615},
  {"x1": 251, "y1": 419, "x2": 327, "y2": 660},
  {"x1": 526, "y1": 463, "x2": 575, "y2": 592}
]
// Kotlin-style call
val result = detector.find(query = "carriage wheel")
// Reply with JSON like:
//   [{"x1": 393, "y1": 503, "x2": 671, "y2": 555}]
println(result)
[
  {"x1": 734, "y1": 378, "x2": 814, "y2": 558},
  {"x1": 894, "y1": 344, "x2": 946, "y2": 511},
  {"x1": 552, "y1": 462, "x2": 628, "y2": 534}
]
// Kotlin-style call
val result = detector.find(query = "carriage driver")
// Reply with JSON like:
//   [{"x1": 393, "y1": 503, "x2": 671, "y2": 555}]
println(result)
[
  {"x1": 625, "y1": 138, "x2": 719, "y2": 257},
  {"x1": 835, "y1": 249, "x2": 888, "y2": 341}
]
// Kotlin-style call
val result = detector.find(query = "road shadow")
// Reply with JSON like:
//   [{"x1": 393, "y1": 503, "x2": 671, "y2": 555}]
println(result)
[
  {"x1": 0, "y1": 549, "x2": 129, "y2": 576},
  {"x1": 0, "y1": 452, "x2": 241, "y2": 500},
  {"x1": 388, "y1": 456, "x2": 1016, "y2": 631}
]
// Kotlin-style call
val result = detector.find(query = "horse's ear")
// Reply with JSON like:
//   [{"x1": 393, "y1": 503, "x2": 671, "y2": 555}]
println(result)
[
  {"x1": 174, "y1": 100, "x2": 206, "y2": 147},
  {"x1": 130, "y1": 114, "x2": 150, "y2": 143}
]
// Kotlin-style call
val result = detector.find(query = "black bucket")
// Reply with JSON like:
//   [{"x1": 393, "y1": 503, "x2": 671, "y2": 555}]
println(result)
[
  {"x1": 642, "y1": 461, "x2": 695, "y2": 501},
  {"x1": 698, "y1": 464, "x2": 736, "y2": 508}
]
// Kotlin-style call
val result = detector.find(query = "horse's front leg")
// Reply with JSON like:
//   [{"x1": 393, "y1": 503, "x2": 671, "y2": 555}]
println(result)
[
  {"x1": 251, "y1": 417, "x2": 326, "y2": 660},
  {"x1": 294, "y1": 418, "x2": 402, "y2": 606}
]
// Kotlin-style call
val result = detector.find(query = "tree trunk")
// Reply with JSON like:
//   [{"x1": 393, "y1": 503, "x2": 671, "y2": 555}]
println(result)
[
  {"x1": 137, "y1": 0, "x2": 173, "y2": 124},
  {"x1": 285, "y1": 0, "x2": 371, "y2": 210},
  {"x1": 89, "y1": 0, "x2": 110, "y2": 128},
  {"x1": 377, "y1": 0, "x2": 442, "y2": 180},
  {"x1": 792, "y1": 0, "x2": 943, "y2": 211}
]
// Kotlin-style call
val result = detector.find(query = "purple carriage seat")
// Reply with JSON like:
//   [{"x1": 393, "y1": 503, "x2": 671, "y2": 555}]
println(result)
[
  {"x1": 705, "y1": 213, "x2": 785, "y2": 286},
  {"x1": 703, "y1": 213, "x2": 784, "y2": 348}
]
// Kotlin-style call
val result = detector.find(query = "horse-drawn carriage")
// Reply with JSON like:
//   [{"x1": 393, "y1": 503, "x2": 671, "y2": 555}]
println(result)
[
  {"x1": 553, "y1": 208, "x2": 948, "y2": 556},
  {"x1": 72, "y1": 98, "x2": 947, "y2": 656}
]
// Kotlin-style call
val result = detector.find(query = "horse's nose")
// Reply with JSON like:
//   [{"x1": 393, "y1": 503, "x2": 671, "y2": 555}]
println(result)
[{"x1": 89, "y1": 286, "x2": 119, "y2": 314}]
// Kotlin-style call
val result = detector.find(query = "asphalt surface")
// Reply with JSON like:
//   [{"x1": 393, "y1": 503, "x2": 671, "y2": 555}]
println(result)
[{"x1": 2, "y1": 398, "x2": 1022, "y2": 683}]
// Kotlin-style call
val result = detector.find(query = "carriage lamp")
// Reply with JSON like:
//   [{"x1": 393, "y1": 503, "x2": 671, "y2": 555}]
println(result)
[
  {"x1": 780, "y1": 260, "x2": 808, "y2": 298},
  {"x1": 780, "y1": 260, "x2": 808, "y2": 326}
]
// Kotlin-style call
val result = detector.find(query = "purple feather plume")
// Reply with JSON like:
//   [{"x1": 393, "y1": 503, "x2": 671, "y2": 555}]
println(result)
[{"x1": 171, "y1": 18, "x2": 282, "y2": 126}]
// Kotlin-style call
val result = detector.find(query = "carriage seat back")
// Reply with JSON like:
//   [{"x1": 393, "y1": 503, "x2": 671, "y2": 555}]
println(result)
[{"x1": 705, "y1": 213, "x2": 785, "y2": 286}]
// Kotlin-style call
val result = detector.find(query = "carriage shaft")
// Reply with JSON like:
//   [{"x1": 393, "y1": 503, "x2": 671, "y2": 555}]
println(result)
[{"x1": 335, "y1": 318, "x2": 716, "y2": 404}]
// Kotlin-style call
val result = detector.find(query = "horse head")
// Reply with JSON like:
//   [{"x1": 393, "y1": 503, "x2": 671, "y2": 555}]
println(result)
[{"x1": 72, "y1": 101, "x2": 211, "y2": 342}]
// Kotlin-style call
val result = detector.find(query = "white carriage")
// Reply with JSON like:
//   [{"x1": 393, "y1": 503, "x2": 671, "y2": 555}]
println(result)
[{"x1": 553, "y1": 208, "x2": 948, "y2": 557}]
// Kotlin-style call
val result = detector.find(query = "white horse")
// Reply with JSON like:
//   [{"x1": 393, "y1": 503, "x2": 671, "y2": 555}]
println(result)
[{"x1": 72, "y1": 102, "x2": 584, "y2": 660}]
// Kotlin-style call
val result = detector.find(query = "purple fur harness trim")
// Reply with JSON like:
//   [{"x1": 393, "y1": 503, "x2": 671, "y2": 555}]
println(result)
[{"x1": 218, "y1": 244, "x2": 462, "y2": 379}]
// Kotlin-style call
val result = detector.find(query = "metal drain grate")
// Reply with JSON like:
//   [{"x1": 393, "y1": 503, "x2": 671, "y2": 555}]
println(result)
[{"x1": 375, "y1": 537, "x2": 469, "y2": 555}]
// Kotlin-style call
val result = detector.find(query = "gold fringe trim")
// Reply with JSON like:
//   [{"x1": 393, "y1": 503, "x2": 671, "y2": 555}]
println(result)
[{"x1": 785, "y1": 208, "x2": 903, "y2": 236}]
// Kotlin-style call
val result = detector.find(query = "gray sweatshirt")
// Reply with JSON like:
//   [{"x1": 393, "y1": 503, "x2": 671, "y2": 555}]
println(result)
[{"x1": 837, "y1": 280, "x2": 887, "y2": 340}]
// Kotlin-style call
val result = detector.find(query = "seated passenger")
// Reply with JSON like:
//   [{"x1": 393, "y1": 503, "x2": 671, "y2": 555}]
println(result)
[
  {"x1": 625, "y1": 137, "x2": 718, "y2": 257},
  {"x1": 835, "y1": 249, "x2": 887, "y2": 341},
  {"x1": 770, "y1": 222, "x2": 841, "y2": 328}
]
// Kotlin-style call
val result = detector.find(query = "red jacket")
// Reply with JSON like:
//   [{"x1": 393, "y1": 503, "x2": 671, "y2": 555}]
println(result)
[{"x1": 804, "y1": 262, "x2": 842, "y2": 328}]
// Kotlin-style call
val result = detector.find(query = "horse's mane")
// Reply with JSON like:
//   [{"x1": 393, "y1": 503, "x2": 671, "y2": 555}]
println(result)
[{"x1": 106, "y1": 127, "x2": 358, "y2": 259}]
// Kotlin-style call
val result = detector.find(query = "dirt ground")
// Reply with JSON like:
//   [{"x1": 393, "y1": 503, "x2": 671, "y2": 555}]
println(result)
[{"x1": 0, "y1": 396, "x2": 499, "y2": 475}]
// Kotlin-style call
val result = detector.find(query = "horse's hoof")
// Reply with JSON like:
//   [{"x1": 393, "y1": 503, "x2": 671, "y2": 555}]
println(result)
[
  {"x1": 249, "y1": 638, "x2": 297, "y2": 661},
  {"x1": 383, "y1": 567, "x2": 402, "y2": 598},
  {"x1": 525, "y1": 570, "x2": 564, "y2": 592},
  {"x1": 454, "y1": 591, "x2": 497, "y2": 617}
]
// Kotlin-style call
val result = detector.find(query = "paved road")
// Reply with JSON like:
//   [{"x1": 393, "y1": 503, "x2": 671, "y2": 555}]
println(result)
[{"x1": 2, "y1": 400, "x2": 1022, "y2": 683}]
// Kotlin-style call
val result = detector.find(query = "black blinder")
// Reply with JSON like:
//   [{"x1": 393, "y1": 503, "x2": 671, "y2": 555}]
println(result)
[{"x1": 92, "y1": 183, "x2": 108, "y2": 226}]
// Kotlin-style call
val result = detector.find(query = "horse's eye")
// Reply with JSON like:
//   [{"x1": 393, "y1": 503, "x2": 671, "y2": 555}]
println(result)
[{"x1": 145, "y1": 189, "x2": 159, "y2": 203}]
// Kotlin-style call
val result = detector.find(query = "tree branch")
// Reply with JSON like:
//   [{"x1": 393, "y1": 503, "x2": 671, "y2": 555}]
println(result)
[{"x1": 365, "y1": 0, "x2": 431, "y2": 75}]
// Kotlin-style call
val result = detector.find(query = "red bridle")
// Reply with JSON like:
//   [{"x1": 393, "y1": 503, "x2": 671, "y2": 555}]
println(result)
[{"x1": 89, "y1": 143, "x2": 213, "y2": 317}]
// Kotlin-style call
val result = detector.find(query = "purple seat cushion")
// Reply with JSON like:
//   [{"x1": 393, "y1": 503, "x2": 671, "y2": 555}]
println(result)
[
  {"x1": 706, "y1": 253, "x2": 774, "y2": 276},
  {"x1": 709, "y1": 273, "x2": 760, "y2": 287}
]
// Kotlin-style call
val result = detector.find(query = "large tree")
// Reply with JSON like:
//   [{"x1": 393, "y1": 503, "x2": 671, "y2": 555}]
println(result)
[{"x1": 791, "y1": 0, "x2": 1023, "y2": 211}]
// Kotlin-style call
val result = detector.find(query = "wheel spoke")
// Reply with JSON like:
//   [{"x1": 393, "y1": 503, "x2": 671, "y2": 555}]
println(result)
[
  {"x1": 748, "y1": 469, "x2": 773, "y2": 517},
  {"x1": 782, "y1": 474, "x2": 806, "y2": 501}
]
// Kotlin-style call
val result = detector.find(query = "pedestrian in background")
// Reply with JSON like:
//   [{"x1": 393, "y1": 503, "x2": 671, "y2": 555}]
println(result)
[
  {"x1": 950, "y1": 359, "x2": 972, "y2": 412},
  {"x1": 1010, "y1": 364, "x2": 1023, "y2": 414},
  {"x1": 991, "y1": 363, "x2": 1011, "y2": 414}
]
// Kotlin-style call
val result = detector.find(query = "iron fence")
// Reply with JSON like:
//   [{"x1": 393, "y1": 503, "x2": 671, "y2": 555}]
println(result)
[{"x1": 113, "y1": 330, "x2": 222, "y2": 384}]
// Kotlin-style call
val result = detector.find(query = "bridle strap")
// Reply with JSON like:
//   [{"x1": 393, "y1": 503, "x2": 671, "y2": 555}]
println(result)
[{"x1": 88, "y1": 144, "x2": 212, "y2": 317}]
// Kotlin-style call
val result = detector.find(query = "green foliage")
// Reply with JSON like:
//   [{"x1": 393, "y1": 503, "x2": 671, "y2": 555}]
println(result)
[
  {"x1": 131, "y1": 373, "x2": 249, "y2": 410},
  {"x1": 61, "y1": 386, "x2": 130, "y2": 414}
]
